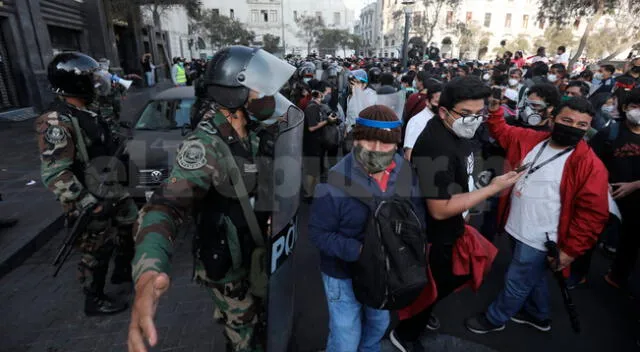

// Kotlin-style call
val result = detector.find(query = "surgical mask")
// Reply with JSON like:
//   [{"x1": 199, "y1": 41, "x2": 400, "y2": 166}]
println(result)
[
  {"x1": 594, "y1": 73, "x2": 604, "y2": 81},
  {"x1": 561, "y1": 95, "x2": 572, "y2": 102},
  {"x1": 449, "y1": 112, "x2": 484, "y2": 139},
  {"x1": 547, "y1": 74, "x2": 558, "y2": 83},
  {"x1": 353, "y1": 144, "x2": 396, "y2": 174},
  {"x1": 520, "y1": 105, "x2": 544, "y2": 125},
  {"x1": 601, "y1": 105, "x2": 616, "y2": 116},
  {"x1": 627, "y1": 108, "x2": 640, "y2": 125},
  {"x1": 246, "y1": 95, "x2": 276, "y2": 121},
  {"x1": 551, "y1": 123, "x2": 586, "y2": 146},
  {"x1": 508, "y1": 78, "x2": 519, "y2": 87},
  {"x1": 303, "y1": 77, "x2": 311, "y2": 84},
  {"x1": 482, "y1": 73, "x2": 491, "y2": 81}
]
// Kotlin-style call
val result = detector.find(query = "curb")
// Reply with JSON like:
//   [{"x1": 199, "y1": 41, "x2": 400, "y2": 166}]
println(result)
[{"x1": 0, "y1": 214, "x2": 64, "y2": 279}]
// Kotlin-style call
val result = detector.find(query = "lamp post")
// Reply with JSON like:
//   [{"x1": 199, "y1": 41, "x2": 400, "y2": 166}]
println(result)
[
  {"x1": 401, "y1": 0, "x2": 415, "y2": 69},
  {"x1": 281, "y1": 0, "x2": 286, "y2": 55}
]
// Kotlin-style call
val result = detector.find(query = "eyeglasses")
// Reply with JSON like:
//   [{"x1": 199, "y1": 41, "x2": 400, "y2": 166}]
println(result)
[
  {"x1": 450, "y1": 109, "x2": 488, "y2": 123},
  {"x1": 524, "y1": 99, "x2": 547, "y2": 110}
]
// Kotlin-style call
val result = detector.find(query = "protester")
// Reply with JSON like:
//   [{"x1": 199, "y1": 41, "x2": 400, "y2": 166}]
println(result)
[
  {"x1": 403, "y1": 78, "x2": 443, "y2": 160},
  {"x1": 403, "y1": 72, "x2": 432, "y2": 123},
  {"x1": 513, "y1": 83, "x2": 561, "y2": 131},
  {"x1": 390, "y1": 76, "x2": 520, "y2": 351},
  {"x1": 564, "y1": 80, "x2": 590, "y2": 99},
  {"x1": 529, "y1": 47, "x2": 549, "y2": 65},
  {"x1": 593, "y1": 88, "x2": 640, "y2": 291},
  {"x1": 377, "y1": 73, "x2": 399, "y2": 95},
  {"x1": 465, "y1": 96, "x2": 609, "y2": 334},
  {"x1": 309, "y1": 105, "x2": 426, "y2": 352},
  {"x1": 553, "y1": 46, "x2": 570, "y2": 67},
  {"x1": 590, "y1": 64, "x2": 616, "y2": 96}
]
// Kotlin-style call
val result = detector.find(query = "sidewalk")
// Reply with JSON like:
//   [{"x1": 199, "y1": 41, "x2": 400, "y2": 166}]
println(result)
[{"x1": 0, "y1": 80, "x2": 172, "y2": 278}]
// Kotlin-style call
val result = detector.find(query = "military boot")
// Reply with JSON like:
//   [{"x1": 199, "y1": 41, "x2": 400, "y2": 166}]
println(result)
[
  {"x1": 84, "y1": 293, "x2": 128, "y2": 316},
  {"x1": 111, "y1": 225, "x2": 134, "y2": 284},
  {"x1": 110, "y1": 264, "x2": 133, "y2": 284}
]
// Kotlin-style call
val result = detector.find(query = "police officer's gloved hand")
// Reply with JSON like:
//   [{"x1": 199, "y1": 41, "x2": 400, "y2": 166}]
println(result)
[
  {"x1": 258, "y1": 127, "x2": 277, "y2": 157},
  {"x1": 90, "y1": 200, "x2": 115, "y2": 220}
]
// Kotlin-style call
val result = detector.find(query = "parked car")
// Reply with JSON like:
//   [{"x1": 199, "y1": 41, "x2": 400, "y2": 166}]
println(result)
[{"x1": 126, "y1": 86, "x2": 195, "y2": 203}]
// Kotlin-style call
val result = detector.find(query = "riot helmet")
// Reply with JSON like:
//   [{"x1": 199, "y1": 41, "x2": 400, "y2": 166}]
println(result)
[
  {"x1": 48, "y1": 52, "x2": 108, "y2": 103},
  {"x1": 202, "y1": 46, "x2": 295, "y2": 111}
]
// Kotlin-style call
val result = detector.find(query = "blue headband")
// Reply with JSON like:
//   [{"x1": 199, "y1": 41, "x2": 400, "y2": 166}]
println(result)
[{"x1": 355, "y1": 117, "x2": 402, "y2": 129}]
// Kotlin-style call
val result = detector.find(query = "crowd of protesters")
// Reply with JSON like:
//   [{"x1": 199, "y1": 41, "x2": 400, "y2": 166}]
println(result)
[{"x1": 294, "y1": 46, "x2": 640, "y2": 351}]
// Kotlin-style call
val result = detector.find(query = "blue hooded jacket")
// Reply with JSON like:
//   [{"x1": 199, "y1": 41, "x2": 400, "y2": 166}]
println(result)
[{"x1": 308, "y1": 153, "x2": 427, "y2": 279}]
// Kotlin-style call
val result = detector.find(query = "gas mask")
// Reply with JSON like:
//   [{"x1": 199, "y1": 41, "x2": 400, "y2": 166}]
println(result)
[{"x1": 520, "y1": 100, "x2": 547, "y2": 126}]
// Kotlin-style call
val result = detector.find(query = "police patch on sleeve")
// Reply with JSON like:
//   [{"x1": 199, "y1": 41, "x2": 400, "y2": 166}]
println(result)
[
  {"x1": 44, "y1": 125, "x2": 66, "y2": 144},
  {"x1": 177, "y1": 140, "x2": 207, "y2": 170}
]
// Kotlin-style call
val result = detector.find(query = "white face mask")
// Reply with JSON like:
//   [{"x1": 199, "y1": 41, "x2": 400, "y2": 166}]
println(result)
[
  {"x1": 594, "y1": 73, "x2": 604, "y2": 81},
  {"x1": 449, "y1": 113, "x2": 483, "y2": 139},
  {"x1": 482, "y1": 73, "x2": 491, "y2": 81},
  {"x1": 547, "y1": 74, "x2": 558, "y2": 83},
  {"x1": 601, "y1": 105, "x2": 616, "y2": 115},
  {"x1": 508, "y1": 78, "x2": 519, "y2": 87},
  {"x1": 627, "y1": 108, "x2": 640, "y2": 125}
]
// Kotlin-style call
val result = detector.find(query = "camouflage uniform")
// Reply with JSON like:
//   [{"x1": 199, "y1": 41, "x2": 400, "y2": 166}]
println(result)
[
  {"x1": 133, "y1": 104, "x2": 267, "y2": 352},
  {"x1": 90, "y1": 81, "x2": 126, "y2": 143},
  {"x1": 36, "y1": 101, "x2": 137, "y2": 294}
]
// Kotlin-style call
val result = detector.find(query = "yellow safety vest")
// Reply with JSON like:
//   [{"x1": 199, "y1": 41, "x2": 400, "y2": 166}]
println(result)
[{"x1": 176, "y1": 64, "x2": 187, "y2": 84}]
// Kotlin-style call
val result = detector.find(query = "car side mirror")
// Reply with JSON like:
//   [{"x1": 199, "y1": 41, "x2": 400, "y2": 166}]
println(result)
[
  {"x1": 181, "y1": 124, "x2": 192, "y2": 136},
  {"x1": 119, "y1": 121, "x2": 133, "y2": 129}
]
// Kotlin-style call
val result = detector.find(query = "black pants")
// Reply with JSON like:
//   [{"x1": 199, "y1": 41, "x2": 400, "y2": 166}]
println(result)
[
  {"x1": 611, "y1": 206, "x2": 640, "y2": 284},
  {"x1": 395, "y1": 243, "x2": 471, "y2": 341}
]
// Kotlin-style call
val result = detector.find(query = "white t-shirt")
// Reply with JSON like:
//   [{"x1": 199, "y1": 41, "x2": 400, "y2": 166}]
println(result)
[
  {"x1": 554, "y1": 52, "x2": 570, "y2": 66},
  {"x1": 505, "y1": 140, "x2": 574, "y2": 251},
  {"x1": 403, "y1": 107, "x2": 435, "y2": 149}
]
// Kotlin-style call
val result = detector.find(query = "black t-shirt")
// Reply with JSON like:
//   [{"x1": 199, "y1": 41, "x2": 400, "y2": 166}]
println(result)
[
  {"x1": 303, "y1": 101, "x2": 325, "y2": 156},
  {"x1": 590, "y1": 121, "x2": 640, "y2": 211},
  {"x1": 412, "y1": 117, "x2": 474, "y2": 245}
]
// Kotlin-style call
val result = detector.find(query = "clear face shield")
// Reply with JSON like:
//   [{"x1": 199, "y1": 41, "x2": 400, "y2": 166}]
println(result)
[
  {"x1": 255, "y1": 93, "x2": 296, "y2": 126},
  {"x1": 93, "y1": 70, "x2": 113, "y2": 97},
  {"x1": 98, "y1": 59, "x2": 110, "y2": 71},
  {"x1": 237, "y1": 49, "x2": 296, "y2": 97}
]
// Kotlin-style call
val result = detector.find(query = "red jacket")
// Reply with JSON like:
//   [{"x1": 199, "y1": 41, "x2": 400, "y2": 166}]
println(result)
[
  {"x1": 403, "y1": 92, "x2": 428, "y2": 123},
  {"x1": 487, "y1": 107, "x2": 609, "y2": 259}
]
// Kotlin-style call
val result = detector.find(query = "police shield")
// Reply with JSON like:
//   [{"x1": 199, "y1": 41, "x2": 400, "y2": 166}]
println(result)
[
  {"x1": 266, "y1": 102, "x2": 304, "y2": 352},
  {"x1": 375, "y1": 90, "x2": 406, "y2": 120},
  {"x1": 315, "y1": 69, "x2": 324, "y2": 80}
]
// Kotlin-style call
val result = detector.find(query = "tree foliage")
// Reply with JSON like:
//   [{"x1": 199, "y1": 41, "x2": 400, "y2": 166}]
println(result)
[
  {"x1": 262, "y1": 34, "x2": 281, "y2": 54},
  {"x1": 109, "y1": 0, "x2": 202, "y2": 27},
  {"x1": 412, "y1": 0, "x2": 462, "y2": 47},
  {"x1": 295, "y1": 15, "x2": 326, "y2": 55},
  {"x1": 456, "y1": 22, "x2": 490, "y2": 59},
  {"x1": 536, "y1": 0, "x2": 640, "y2": 67},
  {"x1": 500, "y1": 34, "x2": 533, "y2": 55},
  {"x1": 533, "y1": 26, "x2": 576, "y2": 54},
  {"x1": 197, "y1": 9, "x2": 255, "y2": 49}
]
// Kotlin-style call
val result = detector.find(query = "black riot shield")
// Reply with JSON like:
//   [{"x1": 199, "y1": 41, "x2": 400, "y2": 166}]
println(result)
[{"x1": 266, "y1": 104, "x2": 304, "y2": 352}]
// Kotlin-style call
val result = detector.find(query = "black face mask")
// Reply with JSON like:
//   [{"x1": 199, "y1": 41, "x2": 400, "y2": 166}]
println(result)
[
  {"x1": 632, "y1": 66, "x2": 640, "y2": 75},
  {"x1": 551, "y1": 122, "x2": 586, "y2": 146}
]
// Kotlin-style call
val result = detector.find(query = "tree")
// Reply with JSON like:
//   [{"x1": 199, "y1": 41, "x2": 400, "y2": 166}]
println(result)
[
  {"x1": 262, "y1": 34, "x2": 281, "y2": 54},
  {"x1": 537, "y1": 0, "x2": 640, "y2": 68},
  {"x1": 110, "y1": 0, "x2": 202, "y2": 28},
  {"x1": 411, "y1": 0, "x2": 462, "y2": 47},
  {"x1": 197, "y1": 9, "x2": 255, "y2": 49},
  {"x1": 498, "y1": 34, "x2": 532, "y2": 55},
  {"x1": 295, "y1": 15, "x2": 326, "y2": 55},
  {"x1": 349, "y1": 35, "x2": 364, "y2": 57},
  {"x1": 317, "y1": 29, "x2": 351, "y2": 56},
  {"x1": 456, "y1": 22, "x2": 490, "y2": 59},
  {"x1": 532, "y1": 26, "x2": 576, "y2": 55}
]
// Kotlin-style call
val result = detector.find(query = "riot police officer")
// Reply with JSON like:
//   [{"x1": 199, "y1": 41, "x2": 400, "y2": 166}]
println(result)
[
  {"x1": 36, "y1": 52, "x2": 138, "y2": 316},
  {"x1": 127, "y1": 46, "x2": 296, "y2": 352}
]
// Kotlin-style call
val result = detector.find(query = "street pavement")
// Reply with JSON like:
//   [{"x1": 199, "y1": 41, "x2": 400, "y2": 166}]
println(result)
[{"x1": 0, "y1": 201, "x2": 638, "y2": 352}]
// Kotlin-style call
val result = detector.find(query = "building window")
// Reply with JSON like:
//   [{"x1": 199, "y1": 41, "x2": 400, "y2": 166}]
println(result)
[
  {"x1": 466, "y1": 11, "x2": 472, "y2": 24},
  {"x1": 230, "y1": 9, "x2": 234, "y2": 19},
  {"x1": 484, "y1": 12, "x2": 492, "y2": 27},
  {"x1": 316, "y1": 11, "x2": 322, "y2": 22},
  {"x1": 294, "y1": 10, "x2": 298, "y2": 21},
  {"x1": 391, "y1": 52, "x2": 395, "y2": 58},
  {"x1": 446, "y1": 11, "x2": 454, "y2": 27},
  {"x1": 270, "y1": 10, "x2": 278, "y2": 23},
  {"x1": 505, "y1": 13, "x2": 511, "y2": 28},
  {"x1": 538, "y1": 19, "x2": 544, "y2": 29},
  {"x1": 251, "y1": 10, "x2": 259, "y2": 23},
  {"x1": 523, "y1": 14, "x2": 529, "y2": 28},
  {"x1": 334, "y1": 12, "x2": 341, "y2": 26},
  {"x1": 212, "y1": 9, "x2": 219, "y2": 16},
  {"x1": 385, "y1": 39, "x2": 389, "y2": 46},
  {"x1": 261, "y1": 10, "x2": 269, "y2": 22},
  {"x1": 391, "y1": 39, "x2": 395, "y2": 46},
  {"x1": 49, "y1": 25, "x2": 82, "y2": 53}
]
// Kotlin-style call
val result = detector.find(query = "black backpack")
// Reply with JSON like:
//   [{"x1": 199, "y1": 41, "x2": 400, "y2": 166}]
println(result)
[{"x1": 328, "y1": 160, "x2": 428, "y2": 310}]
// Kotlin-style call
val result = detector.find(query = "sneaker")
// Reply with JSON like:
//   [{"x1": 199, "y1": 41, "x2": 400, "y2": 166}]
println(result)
[
  {"x1": 426, "y1": 313, "x2": 441, "y2": 331},
  {"x1": 510, "y1": 311, "x2": 551, "y2": 332},
  {"x1": 465, "y1": 313, "x2": 505, "y2": 334},
  {"x1": 389, "y1": 330, "x2": 411, "y2": 352},
  {"x1": 604, "y1": 272, "x2": 623, "y2": 290}
]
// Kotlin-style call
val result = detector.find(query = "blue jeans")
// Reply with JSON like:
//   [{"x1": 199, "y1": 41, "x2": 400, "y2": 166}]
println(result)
[
  {"x1": 322, "y1": 274, "x2": 390, "y2": 352},
  {"x1": 486, "y1": 238, "x2": 550, "y2": 325}
]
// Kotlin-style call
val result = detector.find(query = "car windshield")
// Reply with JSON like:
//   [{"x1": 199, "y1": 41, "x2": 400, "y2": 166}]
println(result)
[{"x1": 135, "y1": 99, "x2": 194, "y2": 130}]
